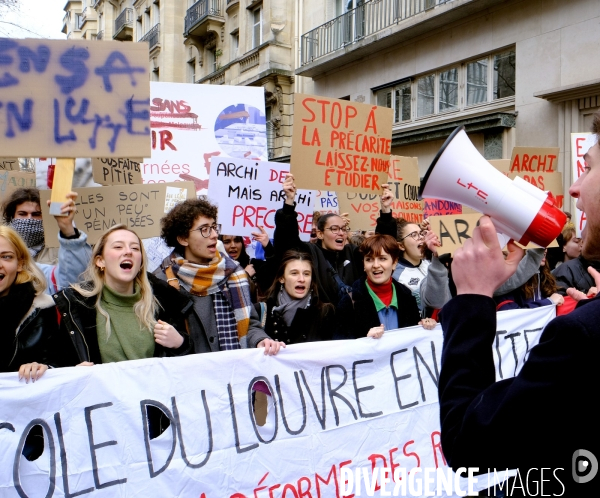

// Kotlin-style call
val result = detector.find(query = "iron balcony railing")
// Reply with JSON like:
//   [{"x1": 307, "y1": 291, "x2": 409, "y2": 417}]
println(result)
[
  {"x1": 115, "y1": 8, "x2": 134, "y2": 35},
  {"x1": 185, "y1": 0, "x2": 223, "y2": 35},
  {"x1": 301, "y1": 0, "x2": 454, "y2": 65},
  {"x1": 140, "y1": 23, "x2": 160, "y2": 50},
  {"x1": 96, "y1": 30, "x2": 104, "y2": 40}
]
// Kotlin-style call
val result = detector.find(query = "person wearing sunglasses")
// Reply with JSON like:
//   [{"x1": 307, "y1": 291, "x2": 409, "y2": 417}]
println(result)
[
  {"x1": 154, "y1": 199, "x2": 283, "y2": 355},
  {"x1": 274, "y1": 175, "x2": 398, "y2": 306}
]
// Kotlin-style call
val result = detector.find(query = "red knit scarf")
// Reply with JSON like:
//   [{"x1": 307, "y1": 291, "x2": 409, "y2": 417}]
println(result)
[{"x1": 367, "y1": 278, "x2": 393, "y2": 306}]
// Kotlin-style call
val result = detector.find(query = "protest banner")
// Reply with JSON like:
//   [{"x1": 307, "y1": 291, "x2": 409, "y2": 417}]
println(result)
[
  {"x1": 571, "y1": 133, "x2": 596, "y2": 236},
  {"x1": 141, "y1": 82, "x2": 267, "y2": 194},
  {"x1": 337, "y1": 191, "x2": 382, "y2": 231},
  {"x1": 291, "y1": 94, "x2": 393, "y2": 194},
  {"x1": 0, "y1": 306, "x2": 555, "y2": 497},
  {"x1": 314, "y1": 190, "x2": 339, "y2": 214},
  {"x1": 92, "y1": 157, "x2": 143, "y2": 186},
  {"x1": 0, "y1": 39, "x2": 150, "y2": 158},
  {"x1": 0, "y1": 170, "x2": 36, "y2": 204},
  {"x1": 39, "y1": 181, "x2": 195, "y2": 246},
  {"x1": 208, "y1": 157, "x2": 314, "y2": 240},
  {"x1": 0, "y1": 157, "x2": 19, "y2": 170},
  {"x1": 509, "y1": 147, "x2": 559, "y2": 174}
]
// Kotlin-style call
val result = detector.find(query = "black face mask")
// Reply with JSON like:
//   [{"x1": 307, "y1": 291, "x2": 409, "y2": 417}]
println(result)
[{"x1": 9, "y1": 218, "x2": 45, "y2": 249}]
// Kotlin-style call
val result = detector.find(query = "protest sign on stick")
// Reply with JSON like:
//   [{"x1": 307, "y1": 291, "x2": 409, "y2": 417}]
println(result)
[
  {"x1": 291, "y1": 94, "x2": 393, "y2": 194},
  {"x1": 0, "y1": 38, "x2": 150, "y2": 158},
  {"x1": 92, "y1": 157, "x2": 143, "y2": 185},
  {"x1": 208, "y1": 157, "x2": 314, "y2": 240},
  {"x1": 40, "y1": 181, "x2": 195, "y2": 246},
  {"x1": 48, "y1": 158, "x2": 75, "y2": 215}
]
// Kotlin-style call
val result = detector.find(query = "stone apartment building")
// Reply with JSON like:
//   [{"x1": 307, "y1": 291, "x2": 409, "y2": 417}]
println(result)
[
  {"x1": 296, "y1": 0, "x2": 600, "y2": 201},
  {"x1": 61, "y1": 0, "x2": 297, "y2": 160}
]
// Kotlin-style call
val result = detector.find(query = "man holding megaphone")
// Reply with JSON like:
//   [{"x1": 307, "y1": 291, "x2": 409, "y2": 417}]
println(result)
[{"x1": 436, "y1": 120, "x2": 600, "y2": 494}]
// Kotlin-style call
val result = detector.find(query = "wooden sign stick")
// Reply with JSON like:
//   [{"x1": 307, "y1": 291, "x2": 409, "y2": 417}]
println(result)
[{"x1": 48, "y1": 158, "x2": 75, "y2": 216}]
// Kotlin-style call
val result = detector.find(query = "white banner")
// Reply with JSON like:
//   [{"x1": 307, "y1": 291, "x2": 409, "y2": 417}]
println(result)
[
  {"x1": 0, "y1": 306, "x2": 555, "y2": 497},
  {"x1": 142, "y1": 82, "x2": 267, "y2": 194},
  {"x1": 570, "y1": 133, "x2": 597, "y2": 237},
  {"x1": 208, "y1": 157, "x2": 314, "y2": 241}
]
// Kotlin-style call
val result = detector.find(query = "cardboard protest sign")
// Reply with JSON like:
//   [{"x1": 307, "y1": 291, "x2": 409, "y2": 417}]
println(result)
[
  {"x1": 0, "y1": 38, "x2": 150, "y2": 158},
  {"x1": 388, "y1": 156, "x2": 424, "y2": 224},
  {"x1": 509, "y1": 147, "x2": 559, "y2": 174},
  {"x1": 571, "y1": 133, "x2": 596, "y2": 236},
  {"x1": 141, "y1": 82, "x2": 267, "y2": 194},
  {"x1": 0, "y1": 306, "x2": 555, "y2": 496},
  {"x1": 423, "y1": 198, "x2": 463, "y2": 218},
  {"x1": 489, "y1": 159, "x2": 511, "y2": 176},
  {"x1": 427, "y1": 212, "x2": 481, "y2": 255},
  {"x1": 291, "y1": 93, "x2": 393, "y2": 194},
  {"x1": 208, "y1": 157, "x2": 314, "y2": 240},
  {"x1": 40, "y1": 181, "x2": 195, "y2": 246},
  {"x1": 92, "y1": 157, "x2": 143, "y2": 185},
  {"x1": 0, "y1": 170, "x2": 36, "y2": 204},
  {"x1": 314, "y1": 190, "x2": 339, "y2": 214},
  {"x1": 507, "y1": 171, "x2": 564, "y2": 209},
  {"x1": 337, "y1": 191, "x2": 383, "y2": 231},
  {"x1": 0, "y1": 158, "x2": 19, "y2": 170}
]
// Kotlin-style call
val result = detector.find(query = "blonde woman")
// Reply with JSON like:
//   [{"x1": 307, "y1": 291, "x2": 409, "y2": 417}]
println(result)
[
  {"x1": 50, "y1": 225, "x2": 189, "y2": 369},
  {"x1": 0, "y1": 226, "x2": 58, "y2": 381}
]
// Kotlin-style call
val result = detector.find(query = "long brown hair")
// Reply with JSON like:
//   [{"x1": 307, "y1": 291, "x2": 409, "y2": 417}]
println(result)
[
  {"x1": 266, "y1": 250, "x2": 318, "y2": 300},
  {"x1": 523, "y1": 260, "x2": 558, "y2": 299}
]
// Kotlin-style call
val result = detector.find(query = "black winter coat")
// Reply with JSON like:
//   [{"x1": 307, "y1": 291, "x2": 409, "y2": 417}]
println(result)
[
  {"x1": 552, "y1": 255, "x2": 600, "y2": 295},
  {"x1": 256, "y1": 295, "x2": 335, "y2": 345},
  {"x1": 1, "y1": 293, "x2": 59, "y2": 372},
  {"x1": 336, "y1": 277, "x2": 421, "y2": 339},
  {"x1": 50, "y1": 273, "x2": 190, "y2": 366},
  {"x1": 439, "y1": 294, "x2": 600, "y2": 495},
  {"x1": 274, "y1": 203, "x2": 397, "y2": 306}
]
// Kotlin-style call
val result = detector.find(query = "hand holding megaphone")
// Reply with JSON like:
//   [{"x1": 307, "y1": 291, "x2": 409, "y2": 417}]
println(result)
[
  {"x1": 452, "y1": 216, "x2": 525, "y2": 297},
  {"x1": 419, "y1": 127, "x2": 566, "y2": 247}
]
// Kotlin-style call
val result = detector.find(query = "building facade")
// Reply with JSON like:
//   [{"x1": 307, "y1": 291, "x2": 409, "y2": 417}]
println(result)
[
  {"x1": 296, "y1": 0, "x2": 600, "y2": 203},
  {"x1": 62, "y1": 0, "x2": 297, "y2": 160}
]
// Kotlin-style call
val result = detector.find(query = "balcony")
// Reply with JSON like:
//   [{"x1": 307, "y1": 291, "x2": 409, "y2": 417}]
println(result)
[
  {"x1": 96, "y1": 30, "x2": 104, "y2": 40},
  {"x1": 298, "y1": 0, "x2": 506, "y2": 77},
  {"x1": 184, "y1": 0, "x2": 224, "y2": 38},
  {"x1": 80, "y1": 7, "x2": 96, "y2": 26},
  {"x1": 140, "y1": 23, "x2": 160, "y2": 51},
  {"x1": 114, "y1": 8, "x2": 134, "y2": 41}
]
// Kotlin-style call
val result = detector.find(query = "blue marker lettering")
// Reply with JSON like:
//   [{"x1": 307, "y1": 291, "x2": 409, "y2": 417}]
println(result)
[
  {"x1": 55, "y1": 47, "x2": 89, "y2": 94},
  {"x1": 124, "y1": 98, "x2": 150, "y2": 135},
  {"x1": 5, "y1": 99, "x2": 33, "y2": 138},
  {"x1": 65, "y1": 97, "x2": 90, "y2": 123},
  {"x1": 53, "y1": 99, "x2": 76, "y2": 144},
  {"x1": 18, "y1": 45, "x2": 50, "y2": 73},
  {"x1": 94, "y1": 51, "x2": 145, "y2": 92}
]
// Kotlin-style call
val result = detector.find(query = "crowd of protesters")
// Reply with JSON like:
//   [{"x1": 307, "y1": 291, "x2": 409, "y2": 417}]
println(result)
[{"x1": 1, "y1": 164, "x2": 590, "y2": 387}]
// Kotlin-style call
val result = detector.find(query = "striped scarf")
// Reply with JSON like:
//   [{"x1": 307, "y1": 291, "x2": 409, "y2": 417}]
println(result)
[{"x1": 170, "y1": 251, "x2": 251, "y2": 347}]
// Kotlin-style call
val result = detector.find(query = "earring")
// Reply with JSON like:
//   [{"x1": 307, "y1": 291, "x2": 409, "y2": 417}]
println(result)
[{"x1": 100, "y1": 266, "x2": 105, "y2": 272}]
